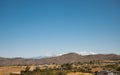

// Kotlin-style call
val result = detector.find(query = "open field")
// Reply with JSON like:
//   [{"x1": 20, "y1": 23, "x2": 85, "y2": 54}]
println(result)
[
  {"x1": 0, "y1": 66, "x2": 94, "y2": 75},
  {"x1": 0, "y1": 66, "x2": 26, "y2": 75},
  {"x1": 0, "y1": 59, "x2": 120, "y2": 75},
  {"x1": 67, "y1": 72, "x2": 93, "y2": 75}
]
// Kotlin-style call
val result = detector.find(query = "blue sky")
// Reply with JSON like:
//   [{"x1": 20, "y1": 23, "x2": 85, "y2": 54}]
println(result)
[{"x1": 0, "y1": 0, "x2": 120, "y2": 58}]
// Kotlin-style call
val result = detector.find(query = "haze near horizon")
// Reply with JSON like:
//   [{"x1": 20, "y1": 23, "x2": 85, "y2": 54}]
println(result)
[{"x1": 0, "y1": 0, "x2": 120, "y2": 58}]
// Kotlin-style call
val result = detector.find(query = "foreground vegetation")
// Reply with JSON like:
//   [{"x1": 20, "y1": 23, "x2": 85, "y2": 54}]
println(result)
[
  {"x1": 0, "y1": 60, "x2": 119, "y2": 75},
  {"x1": 9, "y1": 60, "x2": 120, "y2": 75},
  {"x1": 10, "y1": 66, "x2": 93, "y2": 75},
  {"x1": 19, "y1": 67, "x2": 67, "y2": 75}
]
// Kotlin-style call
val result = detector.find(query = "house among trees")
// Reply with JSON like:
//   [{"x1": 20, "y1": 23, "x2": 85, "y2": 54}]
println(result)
[{"x1": 96, "y1": 70, "x2": 120, "y2": 75}]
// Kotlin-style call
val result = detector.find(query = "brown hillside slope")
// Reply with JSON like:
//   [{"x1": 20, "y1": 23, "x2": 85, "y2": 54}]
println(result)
[{"x1": 0, "y1": 53, "x2": 120, "y2": 66}]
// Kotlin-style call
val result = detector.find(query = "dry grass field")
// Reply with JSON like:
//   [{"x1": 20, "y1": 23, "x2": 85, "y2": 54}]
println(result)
[
  {"x1": 67, "y1": 72, "x2": 93, "y2": 75},
  {"x1": 0, "y1": 66, "x2": 94, "y2": 75},
  {"x1": 0, "y1": 65, "x2": 59, "y2": 75},
  {"x1": 0, "y1": 66, "x2": 26, "y2": 75}
]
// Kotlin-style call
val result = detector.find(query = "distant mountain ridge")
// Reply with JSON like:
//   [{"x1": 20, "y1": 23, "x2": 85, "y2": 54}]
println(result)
[
  {"x1": 0, "y1": 53, "x2": 120, "y2": 66},
  {"x1": 31, "y1": 56, "x2": 49, "y2": 59}
]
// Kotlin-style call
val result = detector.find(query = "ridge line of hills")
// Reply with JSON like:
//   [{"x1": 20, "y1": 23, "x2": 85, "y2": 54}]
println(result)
[{"x1": 0, "y1": 52, "x2": 120, "y2": 66}]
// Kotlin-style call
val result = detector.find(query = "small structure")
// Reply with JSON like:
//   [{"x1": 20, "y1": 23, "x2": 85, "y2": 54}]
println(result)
[
  {"x1": 113, "y1": 71, "x2": 120, "y2": 75},
  {"x1": 96, "y1": 70, "x2": 120, "y2": 75}
]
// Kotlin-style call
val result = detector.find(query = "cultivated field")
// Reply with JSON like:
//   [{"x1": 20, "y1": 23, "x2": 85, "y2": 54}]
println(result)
[
  {"x1": 0, "y1": 66, "x2": 94, "y2": 75},
  {"x1": 0, "y1": 66, "x2": 26, "y2": 75},
  {"x1": 67, "y1": 72, "x2": 93, "y2": 75}
]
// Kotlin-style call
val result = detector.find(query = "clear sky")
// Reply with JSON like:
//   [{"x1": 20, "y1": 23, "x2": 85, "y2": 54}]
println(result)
[{"x1": 0, "y1": 0, "x2": 120, "y2": 58}]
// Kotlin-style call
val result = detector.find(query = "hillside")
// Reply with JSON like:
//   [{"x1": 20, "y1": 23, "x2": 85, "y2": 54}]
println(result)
[{"x1": 0, "y1": 53, "x2": 120, "y2": 66}]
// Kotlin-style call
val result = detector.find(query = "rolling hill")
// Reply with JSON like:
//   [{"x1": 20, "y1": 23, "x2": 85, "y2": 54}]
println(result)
[{"x1": 0, "y1": 53, "x2": 120, "y2": 66}]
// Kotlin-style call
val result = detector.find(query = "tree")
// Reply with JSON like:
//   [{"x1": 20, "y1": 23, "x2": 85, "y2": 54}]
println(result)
[
  {"x1": 57, "y1": 71, "x2": 66, "y2": 75},
  {"x1": 34, "y1": 67, "x2": 40, "y2": 72},
  {"x1": 116, "y1": 66, "x2": 120, "y2": 71},
  {"x1": 24, "y1": 66, "x2": 30, "y2": 73},
  {"x1": 21, "y1": 66, "x2": 31, "y2": 75},
  {"x1": 61, "y1": 63, "x2": 72, "y2": 70}
]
